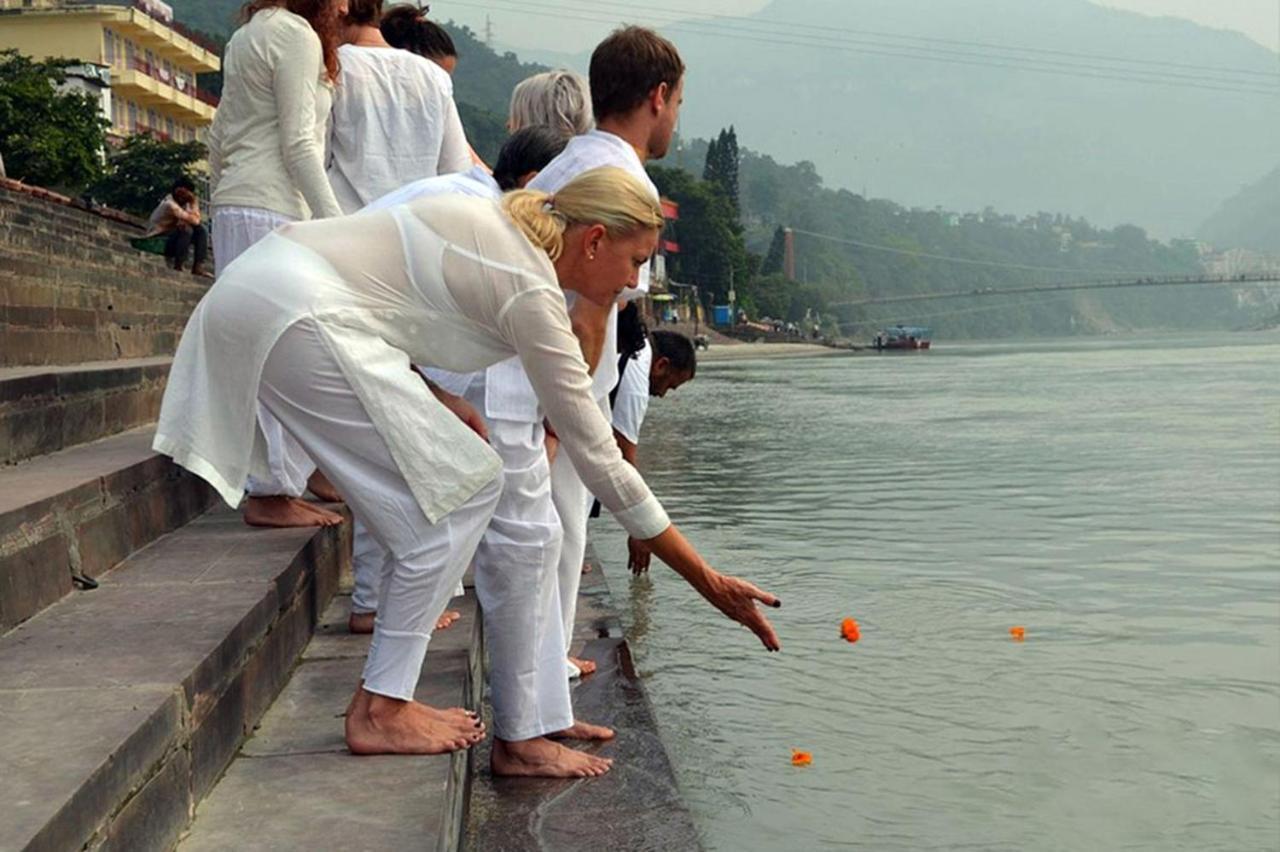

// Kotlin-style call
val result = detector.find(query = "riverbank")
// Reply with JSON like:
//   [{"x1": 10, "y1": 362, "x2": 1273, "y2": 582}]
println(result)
[{"x1": 699, "y1": 340, "x2": 851, "y2": 361}]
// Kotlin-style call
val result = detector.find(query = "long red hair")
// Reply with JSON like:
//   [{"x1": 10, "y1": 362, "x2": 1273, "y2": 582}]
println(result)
[{"x1": 241, "y1": 0, "x2": 341, "y2": 82}]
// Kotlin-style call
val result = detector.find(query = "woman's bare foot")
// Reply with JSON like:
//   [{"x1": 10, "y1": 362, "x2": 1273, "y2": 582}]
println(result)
[
  {"x1": 567, "y1": 655, "x2": 597, "y2": 676},
  {"x1": 549, "y1": 719, "x2": 615, "y2": 741},
  {"x1": 491, "y1": 736, "x2": 613, "y2": 778},
  {"x1": 307, "y1": 470, "x2": 343, "y2": 503},
  {"x1": 348, "y1": 611, "x2": 375, "y2": 634},
  {"x1": 436, "y1": 609, "x2": 462, "y2": 631},
  {"x1": 244, "y1": 495, "x2": 341, "y2": 528},
  {"x1": 345, "y1": 689, "x2": 483, "y2": 755}
]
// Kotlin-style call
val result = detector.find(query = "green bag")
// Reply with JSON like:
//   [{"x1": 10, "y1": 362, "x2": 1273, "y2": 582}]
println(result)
[{"x1": 130, "y1": 235, "x2": 168, "y2": 255}]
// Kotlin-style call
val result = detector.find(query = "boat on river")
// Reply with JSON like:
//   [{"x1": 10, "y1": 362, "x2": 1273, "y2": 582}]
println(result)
[{"x1": 872, "y1": 325, "x2": 932, "y2": 350}]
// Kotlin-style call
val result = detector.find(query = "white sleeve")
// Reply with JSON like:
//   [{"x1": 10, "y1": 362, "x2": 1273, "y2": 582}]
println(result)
[
  {"x1": 436, "y1": 95, "x2": 472, "y2": 176},
  {"x1": 498, "y1": 288, "x2": 670, "y2": 539},
  {"x1": 611, "y1": 351, "x2": 650, "y2": 444},
  {"x1": 272, "y1": 25, "x2": 343, "y2": 219}
]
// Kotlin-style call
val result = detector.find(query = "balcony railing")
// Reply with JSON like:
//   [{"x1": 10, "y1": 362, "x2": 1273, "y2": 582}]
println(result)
[
  {"x1": 121, "y1": 56, "x2": 219, "y2": 106},
  {"x1": 68, "y1": 0, "x2": 223, "y2": 54}
]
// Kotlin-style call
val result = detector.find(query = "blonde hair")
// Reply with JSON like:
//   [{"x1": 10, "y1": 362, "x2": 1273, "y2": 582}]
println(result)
[
  {"x1": 508, "y1": 69, "x2": 593, "y2": 137},
  {"x1": 503, "y1": 166, "x2": 664, "y2": 262}
]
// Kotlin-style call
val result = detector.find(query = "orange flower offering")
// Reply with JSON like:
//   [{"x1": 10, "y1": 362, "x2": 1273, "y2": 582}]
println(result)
[
  {"x1": 1009, "y1": 626, "x2": 1026, "y2": 641},
  {"x1": 791, "y1": 749, "x2": 813, "y2": 767},
  {"x1": 840, "y1": 617, "x2": 861, "y2": 643}
]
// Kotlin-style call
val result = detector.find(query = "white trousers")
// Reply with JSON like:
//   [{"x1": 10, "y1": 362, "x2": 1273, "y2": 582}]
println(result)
[
  {"x1": 213, "y1": 205, "x2": 317, "y2": 498},
  {"x1": 258, "y1": 319, "x2": 500, "y2": 700},
  {"x1": 351, "y1": 520, "x2": 464, "y2": 613},
  {"x1": 551, "y1": 445, "x2": 592, "y2": 656}
]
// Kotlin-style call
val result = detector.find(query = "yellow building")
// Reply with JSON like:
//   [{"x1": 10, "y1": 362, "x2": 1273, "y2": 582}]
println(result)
[{"x1": 0, "y1": 0, "x2": 219, "y2": 143}]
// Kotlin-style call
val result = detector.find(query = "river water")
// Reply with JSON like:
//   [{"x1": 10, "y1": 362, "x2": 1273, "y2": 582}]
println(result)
[{"x1": 590, "y1": 332, "x2": 1280, "y2": 851}]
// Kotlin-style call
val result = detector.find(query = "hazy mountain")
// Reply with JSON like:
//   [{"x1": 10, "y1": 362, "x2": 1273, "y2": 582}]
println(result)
[
  {"x1": 520, "y1": 0, "x2": 1278, "y2": 239},
  {"x1": 1197, "y1": 166, "x2": 1280, "y2": 254}
]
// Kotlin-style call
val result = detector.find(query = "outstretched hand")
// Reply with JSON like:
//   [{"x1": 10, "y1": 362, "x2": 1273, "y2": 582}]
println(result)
[
  {"x1": 699, "y1": 571, "x2": 782, "y2": 651},
  {"x1": 627, "y1": 536, "x2": 651, "y2": 575}
]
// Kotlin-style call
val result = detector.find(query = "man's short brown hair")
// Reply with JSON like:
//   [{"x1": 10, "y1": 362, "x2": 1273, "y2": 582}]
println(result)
[
  {"x1": 589, "y1": 26, "x2": 684, "y2": 121},
  {"x1": 345, "y1": 0, "x2": 382, "y2": 26}
]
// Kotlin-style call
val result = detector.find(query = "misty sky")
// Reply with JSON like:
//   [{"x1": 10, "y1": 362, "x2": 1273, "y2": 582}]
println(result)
[{"x1": 439, "y1": 0, "x2": 1280, "y2": 54}]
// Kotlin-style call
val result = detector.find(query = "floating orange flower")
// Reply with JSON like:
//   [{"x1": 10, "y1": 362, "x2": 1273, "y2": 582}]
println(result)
[
  {"x1": 840, "y1": 617, "x2": 860, "y2": 643},
  {"x1": 791, "y1": 749, "x2": 813, "y2": 767},
  {"x1": 1009, "y1": 626, "x2": 1026, "y2": 641}
]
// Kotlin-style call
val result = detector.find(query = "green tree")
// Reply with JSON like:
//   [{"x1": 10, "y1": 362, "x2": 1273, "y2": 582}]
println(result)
[
  {"x1": 0, "y1": 50, "x2": 109, "y2": 192},
  {"x1": 90, "y1": 133, "x2": 207, "y2": 217},
  {"x1": 649, "y1": 165, "x2": 752, "y2": 304},
  {"x1": 761, "y1": 225, "x2": 787, "y2": 276},
  {"x1": 456, "y1": 101, "x2": 507, "y2": 166}
]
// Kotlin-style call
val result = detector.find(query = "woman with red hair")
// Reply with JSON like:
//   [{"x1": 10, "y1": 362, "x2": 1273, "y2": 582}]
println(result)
[{"x1": 208, "y1": 0, "x2": 349, "y2": 528}]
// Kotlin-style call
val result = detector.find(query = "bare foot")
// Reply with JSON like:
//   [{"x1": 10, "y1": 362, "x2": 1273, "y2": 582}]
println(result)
[
  {"x1": 244, "y1": 495, "x2": 340, "y2": 528},
  {"x1": 436, "y1": 609, "x2": 462, "y2": 631},
  {"x1": 298, "y1": 500, "x2": 343, "y2": 526},
  {"x1": 345, "y1": 689, "x2": 483, "y2": 755},
  {"x1": 348, "y1": 611, "x2": 375, "y2": 634},
  {"x1": 307, "y1": 469, "x2": 343, "y2": 503},
  {"x1": 550, "y1": 719, "x2": 615, "y2": 741},
  {"x1": 491, "y1": 736, "x2": 613, "y2": 778},
  {"x1": 568, "y1": 655, "x2": 597, "y2": 676}
]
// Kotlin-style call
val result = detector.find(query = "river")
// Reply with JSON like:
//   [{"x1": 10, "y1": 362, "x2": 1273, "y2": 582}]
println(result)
[{"x1": 590, "y1": 332, "x2": 1280, "y2": 851}]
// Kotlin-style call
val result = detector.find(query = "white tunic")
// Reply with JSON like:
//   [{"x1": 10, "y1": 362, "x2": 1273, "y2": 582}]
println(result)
[
  {"x1": 326, "y1": 45, "x2": 472, "y2": 214},
  {"x1": 153, "y1": 196, "x2": 669, "y2": 540},
  {"x1": 364, "y1": 165, "x2": 499, "y2": 212},
  {"x1": 484, "y1": 130, "x2": 659, "y2": 424},
  {"x1": 611, "y1": 343, "x2": 652, "y2": 445}
]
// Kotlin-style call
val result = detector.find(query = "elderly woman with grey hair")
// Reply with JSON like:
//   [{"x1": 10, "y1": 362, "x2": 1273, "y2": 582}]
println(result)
[{"x1": 507, "y1": 69, "x2": 593, "y2": 136}]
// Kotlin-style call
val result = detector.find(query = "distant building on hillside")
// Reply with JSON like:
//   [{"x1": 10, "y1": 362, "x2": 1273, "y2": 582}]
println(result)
[{"x1": 0, "y1": 0, "x2": 220, "y2": 144}]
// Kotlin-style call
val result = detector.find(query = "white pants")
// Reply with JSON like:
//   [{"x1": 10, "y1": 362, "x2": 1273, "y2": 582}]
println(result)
[
  {"x1": 551, "y1": 444, "x2": 592, "y2": 657},
  {"x1": 213, "y1": 205, "x2": 317, "y2": 498},
  {"x1": 258, "y1": 319, "x2": 500, "y2": 700},
  {"x1": 351, "y1": 520, "x2": 464, "y2": 613}
]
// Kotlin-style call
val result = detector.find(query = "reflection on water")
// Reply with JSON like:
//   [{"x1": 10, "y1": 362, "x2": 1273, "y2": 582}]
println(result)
[{"x1": 590, "y1": 333, "x2": 1280, "y2": 851}]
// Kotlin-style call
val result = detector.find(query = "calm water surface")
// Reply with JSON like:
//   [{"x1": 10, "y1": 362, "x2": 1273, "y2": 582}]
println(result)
[{"x1": 591, "y1": 333, "x2": 1280, "y2": 851}]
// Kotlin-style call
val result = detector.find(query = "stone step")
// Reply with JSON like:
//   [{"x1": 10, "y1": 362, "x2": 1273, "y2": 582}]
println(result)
[
  {"x1": 0, "y1": 427, "x2": 216, "y2": 630},
  {"x1": 0, "y1": 357, "x2": 172, "y2": 465},
  {"x1": 0, "y1": 230, "x2": 204, "y2": 286},
  {"x1": 0, "y1": 192, "x2": 146, "y2": 243},
  {"x1": 178, "y1": 590, "x2": 482, "y2": 852},
  {"x1": 0, "y1": 252, "x2": 205, "y2": 366},
  {"x1": 0, "y1": 506, "x2": 349, "y2": 852}
]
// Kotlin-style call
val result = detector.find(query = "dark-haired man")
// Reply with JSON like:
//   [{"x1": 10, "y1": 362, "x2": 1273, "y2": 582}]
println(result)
[
  {"x1": 146, "y1": 178, "x2": 208, "y2": 275},
  {"x1": 610, "y1": 329, "x2": 697, "y2": 575}
]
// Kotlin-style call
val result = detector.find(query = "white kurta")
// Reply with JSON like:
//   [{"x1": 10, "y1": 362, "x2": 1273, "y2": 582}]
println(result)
[
  {"x1": 484, "y1": 130, "x2": 660, "y2": 423},
  {"x1": 326, "y1": 45, "x2": 471, "y2": 214},
  {"x1": 154, "y1": 195, "x2": 670, "y2": 541},
  {"x1": 611, "y1": 343, "x2": 653, "y2": 445}
]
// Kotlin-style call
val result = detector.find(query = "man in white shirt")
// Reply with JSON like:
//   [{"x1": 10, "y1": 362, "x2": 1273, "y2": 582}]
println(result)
[
  {"x1": 526, "y1": 26, "x2": 685, "y2": 682},
  {"x1": 610, "y1": 327, "x2": 698, "y2": 575}
]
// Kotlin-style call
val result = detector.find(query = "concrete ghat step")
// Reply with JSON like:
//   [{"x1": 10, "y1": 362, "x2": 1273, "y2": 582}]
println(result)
[
  {"x1": 0, "y1": 507, "x2": 349, "y2": 852},
  {"x1": 178, "y1": 591, "x2": 482, "y2": 852},
  {"x1": 0, "y1": 427, "x2": 216, "y2": 630},
  {"x1": 0, "y1": 357, "x2": 173, "y2": 465},
  {"x1": 466, "y1": 553, "x2": 703, "y2": 852}
]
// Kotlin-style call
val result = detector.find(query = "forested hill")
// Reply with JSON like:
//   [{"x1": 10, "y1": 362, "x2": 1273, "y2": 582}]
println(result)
[{"x1": 1197, "y1": 166, "x2": 1280, "y2": 256}]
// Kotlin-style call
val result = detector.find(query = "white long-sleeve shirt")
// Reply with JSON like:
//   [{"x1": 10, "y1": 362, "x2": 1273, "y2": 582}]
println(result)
[
  {"x1": 154, "y1": 195, "x2": 670, "y2": 540},
  {"x1": 484, "y1": 130, "x2": 659, "y2": 423},
  {"x1": 208, "y1": 8, "x2": 342, "y2": 221},
  {"x1": 326, "y1": 45, "x2": 472, "y2": 214}
]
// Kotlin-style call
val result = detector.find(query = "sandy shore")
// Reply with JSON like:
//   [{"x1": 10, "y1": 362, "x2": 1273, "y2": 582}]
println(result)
[{"x1": 697, "y1": 341, "x2": 851, "y2": 361}]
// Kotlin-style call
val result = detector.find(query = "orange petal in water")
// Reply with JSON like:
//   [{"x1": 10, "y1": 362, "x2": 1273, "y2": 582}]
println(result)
[
  {"x1": 840, "y1": 617, "x2": 861, "y2": 643},
  {"x1": 1009, "y1": 626, "x2": 1026, "y2": 641},
  {"x1": 791, "y1": 749, "x2": 813, "y2": 766}
]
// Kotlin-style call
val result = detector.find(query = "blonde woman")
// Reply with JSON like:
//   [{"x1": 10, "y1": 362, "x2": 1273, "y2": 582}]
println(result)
[
  {"x1": 209, "y1": 0, "x2": 348, "y2": 528},
  {"x1": 508, "y1": 69, "x2": 593, "y2": 136},
  {"x1": 154, "y1": 168, "x2": 781, "y2": 777}
]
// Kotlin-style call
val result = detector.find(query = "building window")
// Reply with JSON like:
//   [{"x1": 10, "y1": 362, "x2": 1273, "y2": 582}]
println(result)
[
  {"x1": 166, "y1": 117, "x2": 175, "y2": 137},
  {"x1": 103, "y1": 28, "x2": 114, "y2": 65},
  {"x1": 127, "y1": 100, "x2": 138, "y2": 132}
]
